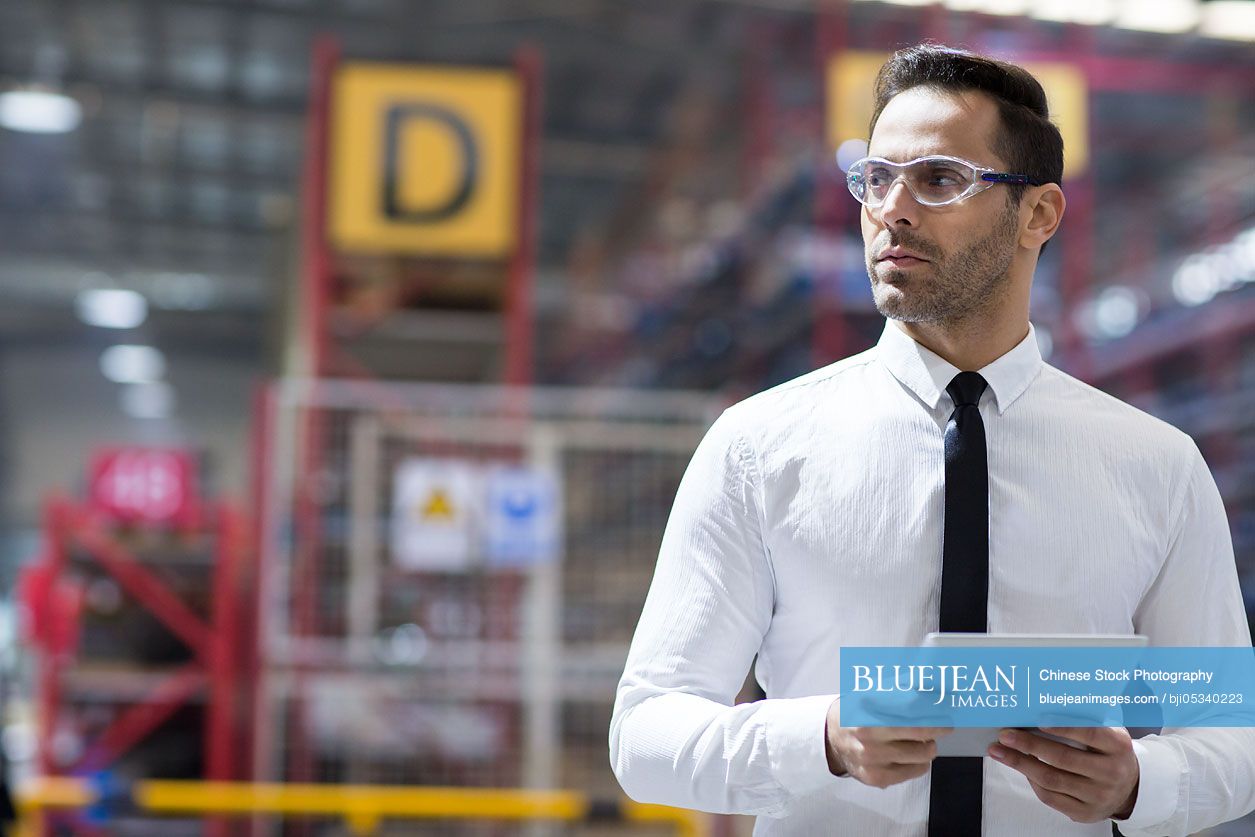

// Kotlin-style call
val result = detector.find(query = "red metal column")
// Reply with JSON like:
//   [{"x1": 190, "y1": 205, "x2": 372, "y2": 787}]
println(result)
[
  {"x1": 1055, "y1": 24, "x2": 1097, "y2": 381},
  {"x1": 812, "y1": 0, "x2": 852, "y2": 368},
  {"x1": 205, "y1": 504, "x2": 246, "y2": 837},
  {"x1": 205, "y1": 505, "x2": 243, "y2": 781},
  {"x1": 35, "y1": 500, "x2": 68, "y2": 780},
  {"x1": 505, "y1": 46, "x2": 543, "y2": 388},
  {"x1": 34, "y1": 499, "x2": 71, "y2": 837},
  {"x1": 32, "y1": 498, "x2": 248, "y2": 835},
  {"x1": 289, "y1": 36, "x2": 340, "y2": 819},
  {"x1": 300, "y1": 36, "x2": 339, "y2": 382}
]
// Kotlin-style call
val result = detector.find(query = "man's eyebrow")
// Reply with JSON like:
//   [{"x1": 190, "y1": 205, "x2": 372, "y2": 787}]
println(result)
[
  {"x1": 867, "y1": 145, "x2": 946, "y2": 158},
  {"x1": 866, "y1": 152, "x2": 944, "y2": 162}
]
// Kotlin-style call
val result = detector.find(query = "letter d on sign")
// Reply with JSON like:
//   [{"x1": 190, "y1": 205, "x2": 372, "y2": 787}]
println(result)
[{"x1": 382, "y1": 103, "x2": 477, "y2": 222}]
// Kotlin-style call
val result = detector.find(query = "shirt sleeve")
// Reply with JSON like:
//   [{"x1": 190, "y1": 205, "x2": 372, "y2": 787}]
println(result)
[
  {"x1": 608, "y1": 408, "x2": 842, "y2": 816},
  {"x1": 1117, "y1": 441, "x2": 1255, "y2": 836}
]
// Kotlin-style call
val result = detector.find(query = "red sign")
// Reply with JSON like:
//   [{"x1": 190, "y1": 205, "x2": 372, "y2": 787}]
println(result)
[{"x1": 88, "y1": 448, "x2": 198, "y2": 525}]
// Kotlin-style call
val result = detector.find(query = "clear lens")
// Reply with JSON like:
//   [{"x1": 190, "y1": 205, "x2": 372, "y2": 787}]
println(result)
[{"x1": 846, "y1": 156, "x2": 979, "y2": 207}]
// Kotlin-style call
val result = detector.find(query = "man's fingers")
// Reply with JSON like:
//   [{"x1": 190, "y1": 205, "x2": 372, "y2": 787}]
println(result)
[
  {"x1": 1024, "y1": 778, "x2": 1093, "y2": 822},
  {"x1": 990, "y1": 745, "x2": 1094, "y2": 800},
  {"x1": 867, "y1": 738, "x2": 937, "y2": 766},
  {"x1": 858, "y1": 761, "x2": 931, "y2": 789},
  {"x1": 1039, "y1": 726, "x2": 1128, "y2": 755},
  {"x1": 836, "y1": 728, "x2": 945, "y2": 789},
  {"x1": 868, "y1": 726, "x2": 952, "y2": 742},
  {"x1": 995, "y1": 730, "x2": 1103, "y2": 778}
]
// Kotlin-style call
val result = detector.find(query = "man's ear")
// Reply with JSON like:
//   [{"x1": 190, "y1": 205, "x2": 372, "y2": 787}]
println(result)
[{"x1": 1020, "y1": 184, "x2": 1065, "y2": 250}]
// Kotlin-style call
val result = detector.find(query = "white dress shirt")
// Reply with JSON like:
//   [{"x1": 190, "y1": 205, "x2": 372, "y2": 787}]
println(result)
[{"x1": 610, "y1": 320, "x2": 1255, "y2": 836}]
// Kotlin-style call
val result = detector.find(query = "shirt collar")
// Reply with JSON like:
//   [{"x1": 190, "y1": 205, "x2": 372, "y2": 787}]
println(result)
[{"x1": 876, "y1": 320, "x2": 1043, "y2": 415}]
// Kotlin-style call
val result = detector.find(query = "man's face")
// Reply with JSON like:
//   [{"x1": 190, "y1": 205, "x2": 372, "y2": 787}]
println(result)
[{"x1": 861, "y1": 87, "x2": 1023, "y2": 325}]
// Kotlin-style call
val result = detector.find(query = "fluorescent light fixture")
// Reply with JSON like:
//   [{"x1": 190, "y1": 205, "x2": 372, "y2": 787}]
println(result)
[
  {"x1": 151, "y1": 272, "x2": 216, "y2": 311},
  {"x1": 120, "y1": 382, "x2": 175, "y2": 420},
  {"x1": 946, "y1": 0, "x2": 1030, "y2": 14},
  {"x1": 1238, "y1": 228, "x2": 1255, "y2": 278},
  {"x1": 1172, "y1": 258, "x2": 1216, "y2": 306},
  {"x1": 1171, "y1": 227, "x2": 1255, "y2": 306},
  {"x1": 100, "y1": 344, "x2": 166, "y2": 384},
  {"x1": 0, "y1": 89, "x2": 82, "y2": 134},
  {"x1": 76, "y1": 289, "x2": 148, "y2": 329},
  {"x1": 1092, "y1": 286, "x2": 1140, "y2": 338},
  {"x1": 986, "y1": 0, "x2": 1031, "y2": 13},
  {"x1": 1031, "y1": 0, "x2": 1117, "y2": 25},
  {"x1": 1114, "y1": 0, "x2": 1199, "y2": 33},
  {"x1": 1199, "y1": 0, "x2": 1255, "y2": 40}
]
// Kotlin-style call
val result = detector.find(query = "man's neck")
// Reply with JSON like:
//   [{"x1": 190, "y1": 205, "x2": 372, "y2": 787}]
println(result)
[{"x1": 893, "y1": 317, "x2": 1031, "y2": 372}]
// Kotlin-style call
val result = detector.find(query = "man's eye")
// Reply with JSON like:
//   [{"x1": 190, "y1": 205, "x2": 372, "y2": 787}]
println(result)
[
  {"x1": 867, "y1": 168, "x2": 894, "y2": 186},
  {"x1": 928, "y1": 168, "x2": 963, "y2": 186}
]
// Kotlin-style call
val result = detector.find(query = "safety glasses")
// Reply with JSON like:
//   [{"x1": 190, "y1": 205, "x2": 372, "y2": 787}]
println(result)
[{"x1": 844, "y1": 154, "x2": 1044, "y2": 208}]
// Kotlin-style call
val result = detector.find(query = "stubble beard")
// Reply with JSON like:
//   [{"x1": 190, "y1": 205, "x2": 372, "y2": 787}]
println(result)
[{"x1": 867, "y1": 200, "x2": 1020, "y2": 327}]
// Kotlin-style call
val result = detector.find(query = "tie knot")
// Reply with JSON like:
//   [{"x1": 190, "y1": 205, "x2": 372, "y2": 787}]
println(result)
[{"x1": 946, "y1": 371, "x2": 988, "y2": 408}]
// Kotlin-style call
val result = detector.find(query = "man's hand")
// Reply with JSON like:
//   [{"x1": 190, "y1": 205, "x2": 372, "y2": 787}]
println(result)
[
  {"x1": 824, "y1": 698, "x2": 950, "y2": 788},
  {"x1": 989, "y1": 727, "x2": 1139, "y2": 822}
]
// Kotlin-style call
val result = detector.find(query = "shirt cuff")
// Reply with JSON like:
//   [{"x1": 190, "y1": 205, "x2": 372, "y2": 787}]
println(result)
[
  {"x1": 761, "y1": 694, "x2": 843, "y2": 799},
  {"x1": 1114, "y1": 738, "x2": 1183, "y2": 834}
]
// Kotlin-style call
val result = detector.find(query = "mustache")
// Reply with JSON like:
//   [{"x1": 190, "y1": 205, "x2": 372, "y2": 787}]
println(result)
[{"x1": 872, "y1": 232, "x2": 942, "y2": 260}]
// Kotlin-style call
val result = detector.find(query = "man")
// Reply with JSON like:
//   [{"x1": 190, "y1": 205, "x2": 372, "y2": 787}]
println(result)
[{"x1": 609, "y1": 45, "x2": 1255, "y2": 836}]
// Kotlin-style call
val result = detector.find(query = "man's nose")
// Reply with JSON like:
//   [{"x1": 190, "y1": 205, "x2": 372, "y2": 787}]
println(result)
[{"x1": 875, "y1": 178, "x2": 920, "y2": 228}]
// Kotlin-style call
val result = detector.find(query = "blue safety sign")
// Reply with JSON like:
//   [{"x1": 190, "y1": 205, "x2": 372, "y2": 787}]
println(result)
[{"x1": 484, "y1": 466, "x2": 562, "y2": 567}]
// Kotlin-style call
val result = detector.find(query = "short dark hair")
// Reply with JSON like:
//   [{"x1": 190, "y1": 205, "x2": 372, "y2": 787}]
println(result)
[{"x1": 868, "y1": 44, "x2": 1064, "y2": 206}]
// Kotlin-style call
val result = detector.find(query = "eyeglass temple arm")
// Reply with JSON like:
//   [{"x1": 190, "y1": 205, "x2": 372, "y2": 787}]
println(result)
[{"x1": 980, "y1": 172, "x2": 1044, "y2": 186}]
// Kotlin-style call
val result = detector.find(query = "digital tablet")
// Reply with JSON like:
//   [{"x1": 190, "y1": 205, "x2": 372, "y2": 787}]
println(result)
[
  {"x1": 922, "y1": 632, "x2": 1148, "y2": 757},
  {"x1": 923, "y1": 632, "x2": 1148, "y2": 649}
]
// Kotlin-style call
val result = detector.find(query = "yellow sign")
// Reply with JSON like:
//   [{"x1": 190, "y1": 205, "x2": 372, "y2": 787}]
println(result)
[
  {"x1": 329, "y1": 62, "x2": 522, "y2": 257},
  {"x1": 826, "y1": 51, "x2": 1089, "y2": 178},
  {"x1": 825, "y1": 51, "x2": 893, "y2": 157},
  {"x1": 420, "y1": 489, "x2": 455, "y2": 521}
]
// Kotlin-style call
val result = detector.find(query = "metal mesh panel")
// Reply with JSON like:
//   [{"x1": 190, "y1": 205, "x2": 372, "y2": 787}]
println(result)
[
  {"x1": 561, "y1": 446, "x2": 687, "y2": 648},
  {"x1": 255, "y1": 381, "x2": 722, "y2": 835}
]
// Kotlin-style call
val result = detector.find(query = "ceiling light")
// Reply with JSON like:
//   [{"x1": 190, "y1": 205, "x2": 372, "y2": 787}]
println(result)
[
  {"x1": 1170, "y1": 227, "x2": 1255, "y2": 307},
  {"x1": 0, "y1": 89, "x2": 82, "y2": 134},
  {"x1": 989, "y1": 0, "x2": 1029, "y2": 13},
  {"x1": 1199, "y1": 0, "x2": 1255, "y2": 40},
  {"x1": 1114, "y1": 0, "x2": 1199, "y2": 33},
  {"x1": 1092, "y1": 286, "x2": 1141, "y2": 338},
  {"x1": 76, "y1": 289, "x2": 148, "y2": 329},
  {"x1": 1172, "y1": 256, "x2": 1218, "y2": 306},
  {"x1": 150, "y1": 272, "x2": 216, "y2": 310},
  {"x1": 120, "y1": 382, "x2": 175, "y2": 420},
  {"x1": 1031, "y1": 0, "x2": 1117, "y2": 25},
  {"x1": 100, "y1": 345, "x2": 166, "y2": 384},
  {"x1": 965, "y1": 0, "x2": 1032, "y2": 14}
]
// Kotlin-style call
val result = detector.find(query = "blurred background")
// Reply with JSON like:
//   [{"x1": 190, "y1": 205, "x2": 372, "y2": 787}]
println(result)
[{"x1": 0, "y1": 0, "x2": 1251, "y2": 834}]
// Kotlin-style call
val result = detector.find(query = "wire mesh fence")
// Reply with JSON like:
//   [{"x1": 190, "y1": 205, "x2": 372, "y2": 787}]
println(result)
[{"x1": 252, "y1": 380, "x2": 724, "y2": 836}]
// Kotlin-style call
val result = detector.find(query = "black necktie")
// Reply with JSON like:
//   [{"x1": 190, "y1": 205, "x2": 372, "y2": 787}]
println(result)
[{"x1": 928, "y1": 371, "x2": 989, "y2": 837}]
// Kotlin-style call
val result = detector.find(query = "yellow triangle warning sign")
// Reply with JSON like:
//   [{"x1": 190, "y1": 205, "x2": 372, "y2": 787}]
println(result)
[{"x1": 420, "y1": 489, "x2": 455, "y2": 521}]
